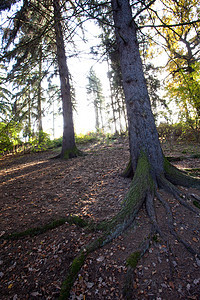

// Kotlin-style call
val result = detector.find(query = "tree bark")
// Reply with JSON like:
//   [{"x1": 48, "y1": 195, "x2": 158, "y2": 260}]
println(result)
[
  {"x1": 111, "y1": 0, "x2": 164, "y2": 179},
  {"x1": 53, "y1": 0, "x2": 77, "y2": 158},
  {"x1": 37, "y1": 45, "x2": 43, "y2": 143}
]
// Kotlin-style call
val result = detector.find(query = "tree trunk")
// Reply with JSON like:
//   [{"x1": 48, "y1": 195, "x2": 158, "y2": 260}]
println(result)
[
  {"x1": 53, "y1": 0, "x2": 77, "y2": 158},
  {"x1": 111, "y1": 0, "x2": 164, "y2": 178},
  {"x1": 38, "y1": 45, "x2": 43, "y2": 143},
  {"x1": 94, "y1": 99, "x2": 100, "y2": 130}
]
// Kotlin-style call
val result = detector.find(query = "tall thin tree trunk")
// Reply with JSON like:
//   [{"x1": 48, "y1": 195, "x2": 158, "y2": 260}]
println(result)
[
  {"x1": 94, "y1": 99, "x2": 100, "y2": 130},
  {"x1": 117, "y1": 96, "x2": 122, "y2": 133},
  {"x1": 53, "y1": 0, "x2": 77, "y2": 158},
  {"x1": 107, "y1": 59, "x2": 117, "y2": 133},
  {"x1": 52, "y1": 100, "x2": 55, "y2": 139},
  {"x1": 111, "y1": 0, "x2": 164, "y2": 178},
  {"x1": 38, "y1": 45, "x2": 43, "y2": 143}
]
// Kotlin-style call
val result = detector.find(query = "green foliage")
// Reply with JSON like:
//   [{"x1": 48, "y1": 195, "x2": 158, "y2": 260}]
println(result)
[
  {"x1": 157, "y1": 122, "x2": 200, "y2": 142},
  {"x1": 50, "y1": 137, "x2": 63, "y2": 148},
  {"x1": 166, "y1": 62, "x2": 200, "y2": 133},
  {"x1": 0, "y1": 121, "x2": 22, "y2": 153},
  {"x1": 75, "y1": 132, "x2": 98, "y2": 144},
  {"x1": 29, "y1": 131, "x2": 51, "y2": 152}
]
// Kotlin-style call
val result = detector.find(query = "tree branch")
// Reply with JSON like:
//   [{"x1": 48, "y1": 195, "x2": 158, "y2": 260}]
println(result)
[{"x1": 139, "y1": 19, "x2": 200, "y2": 29}]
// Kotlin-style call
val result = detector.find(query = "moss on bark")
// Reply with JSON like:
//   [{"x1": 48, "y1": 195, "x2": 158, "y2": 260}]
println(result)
[
  {"x1": 59, "y1": 251, "x2": 86, "y2": 300},
  {"x1": 62, "y1": 146, "x2": 83, "y2": 159},
  {"x1": 58, "y1": 152, "x2": 200, "y2": 299},
  {"x1": 1, "y1": 215, "x2": 89, "y2": 240},
  {"x1": 164, "y1": 157, "x2": 200, "y2": 189},
  {"x1": 122, "y1": 158, "x2": 134, "y2": 178},
  {"x1": 59, "y1": 152, "x2": 156, "y2": 298}
]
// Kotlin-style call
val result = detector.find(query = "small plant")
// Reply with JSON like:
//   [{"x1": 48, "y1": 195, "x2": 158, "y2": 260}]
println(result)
[
  {"x1": 75, "y1": 132, "x2": 98, "y2": 144},
  {"x1": 126, "y1": 251, "x2": 141, "y2": 269}
]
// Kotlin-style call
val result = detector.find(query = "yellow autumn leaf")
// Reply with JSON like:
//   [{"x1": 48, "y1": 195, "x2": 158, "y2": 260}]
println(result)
[{"x1": 193, "y1": 237, "x2": 198, "y2": 242}]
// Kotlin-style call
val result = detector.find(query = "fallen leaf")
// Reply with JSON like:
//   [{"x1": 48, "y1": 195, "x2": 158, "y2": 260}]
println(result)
[
  {"x1": 192, "y1": 237, "x2": 198, "y2": 242},
  {"x1": 169, "y1": 281, "x2": 174, "y2": 289},
  {"x1": 96, "y1": 256, "x2": 104, "y2": 262}
]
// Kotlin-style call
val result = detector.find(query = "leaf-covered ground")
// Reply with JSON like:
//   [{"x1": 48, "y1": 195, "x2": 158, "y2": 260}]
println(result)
[{"x1": 0, "y1": 138, "x2": 200, "y2": 299}]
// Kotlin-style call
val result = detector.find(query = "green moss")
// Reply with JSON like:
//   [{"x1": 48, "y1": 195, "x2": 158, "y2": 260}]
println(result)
[
  {"x1": 63, "y1": 146, "x2": 78, "y2": 159},
  {"x1": 1, "y1": 218, "x2": 67, "y2": 240},
  {"x1": 59, "y1": 251, "x2": 86, "y2": 300},
  {"x1": 126, "y1": 251, "x2": 141, "y2": 268},
  {"x1": 193, "y1": 200, "x2": 200, "y2": 209},
  {"x1": 67, "y1": 215, "x2": 88, "y2": 228},
  {"x1": 164, "y1": 156, "x2": 200, "y2": 189},
  {"x1": 59, "y1": 151, "x2": 155, "y2": 298},
  {"x1": 62, "y1": 146, "x2": 84, "y2": 159},
  {"x1": 102, "y1": 151, "x2": 155, "y2": 238},
  {"x1": 1, "y1": 215, "x2": 89, "y2": 240}
]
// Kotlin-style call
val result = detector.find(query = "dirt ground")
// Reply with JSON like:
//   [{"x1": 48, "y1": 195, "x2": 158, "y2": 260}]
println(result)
[{"x1": 0, "y1": 138, "x2": 200, "y2": 300}]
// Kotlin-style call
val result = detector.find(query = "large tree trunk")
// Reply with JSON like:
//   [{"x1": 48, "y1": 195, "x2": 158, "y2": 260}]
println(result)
[
  {"x1": 53, "y1": 0, "x2": 77, "y2": 159},
  {"x1": 58, "y1": 2, "x2": 200, "y2": 297},
  {"x1": 111, "y1": 0, "x2": 164, "y2": 179}
]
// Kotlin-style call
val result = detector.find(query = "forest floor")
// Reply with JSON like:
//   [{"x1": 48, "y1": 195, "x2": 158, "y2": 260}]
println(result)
[{"x1": 0, "y1": 137, "x2": 200, "y2": 300}]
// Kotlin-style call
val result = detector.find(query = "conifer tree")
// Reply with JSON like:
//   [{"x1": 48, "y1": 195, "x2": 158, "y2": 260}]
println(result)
[{"x1": 86, "y1": 67, "x2": 105, "y2": 131}]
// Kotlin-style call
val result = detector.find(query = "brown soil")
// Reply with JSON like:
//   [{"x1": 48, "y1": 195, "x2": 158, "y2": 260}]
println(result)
[{"x1": 0, "y1": 138, "x2": 200, "y2": 300}]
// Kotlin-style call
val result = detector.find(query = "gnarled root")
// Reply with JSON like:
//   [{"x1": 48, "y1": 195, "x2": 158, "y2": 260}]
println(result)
[
  {"x1": 156, "y1": 192, "x2": 200, "y2": 259},
  {"x1": 158, "y1": 175, "x2": 200, "y2": 214},
  {"x1": 59, "y1": 154, "x2": 200, "y2": 299},
  {"x1": 59, "y1": 152, "x2": 154, "y2": 299},
  {"x1": 164, "y1": 157, "x2": 200, "y2": 190}
]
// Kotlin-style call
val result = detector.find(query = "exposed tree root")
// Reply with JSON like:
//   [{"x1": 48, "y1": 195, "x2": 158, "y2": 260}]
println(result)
[
  {"x1": 123, "y1": 228, "x2": 156, "y2": 299},
  {"x1": 159, "y1": 175, "x2": 200, "y2": 214},
  {"x1": 146, "y1": 192, "x2": 164, "y2": 238},
  {"x1": 59, "y1": 154, "x2": 200, "y2": 299},
  {"x1": 51, "y1": 147, "x2": 84, "y2": 160},
  {"x1": 0, "y1": 215, "x2": 89, "y2": 240},
  {"x1": 121, "y1": 158, "x2": 133, "y2": 178},
  {"x1": 164, "y1": 157, "x2": 200, "y2": 189},
  {"x1": 156, "y1": 192, "x2": 200, "y2": 259},
  {"x1": 59, "y1": 152, "x2": 153, "y2": 299}
]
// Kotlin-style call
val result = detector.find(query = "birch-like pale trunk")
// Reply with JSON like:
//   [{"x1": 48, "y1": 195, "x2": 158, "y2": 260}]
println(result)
[{"x1": 111, "y1": 0, "x2": 164, "y2": 178}]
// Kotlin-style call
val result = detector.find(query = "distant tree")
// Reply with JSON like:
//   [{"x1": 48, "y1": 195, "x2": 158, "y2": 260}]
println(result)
[
  {"x1": 86, "y1": 67, "x2": 105, "y2": 131},
  {"x1": 0, "y1": 0, "x2": 81, "y2": 157}
]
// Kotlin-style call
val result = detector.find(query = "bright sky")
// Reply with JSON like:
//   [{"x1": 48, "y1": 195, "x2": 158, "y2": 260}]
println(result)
[
  {"x1": 1, "y1": 3, "x2": 175, "y2": 139},
  {"x1": 44, "y1": 21, "x2": 110, "y2": 137}
]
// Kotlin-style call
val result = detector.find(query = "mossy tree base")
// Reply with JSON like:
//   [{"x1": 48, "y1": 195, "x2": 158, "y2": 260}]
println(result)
[
  {"x1": 53, "y1": 146, "x2": 84, "y2": 160},
  {"x1": 59, "y1": 152, "x2": 200, "y2": 299},
  {"x1": 62, "y1": 147, "x2": 84, "y2": 159}
]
